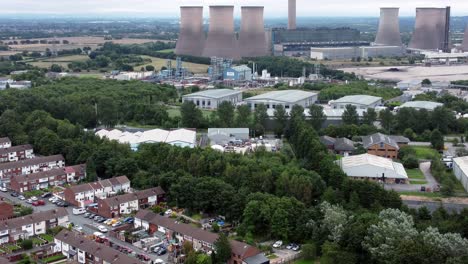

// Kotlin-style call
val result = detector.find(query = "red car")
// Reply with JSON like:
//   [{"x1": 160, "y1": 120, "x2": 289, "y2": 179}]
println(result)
[{"x1": 32, "y1": 200, "x2": 45, "y2": 206}]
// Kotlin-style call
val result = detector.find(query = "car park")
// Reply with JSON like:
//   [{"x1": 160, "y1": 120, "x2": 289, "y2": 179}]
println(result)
[{"x1": 273, "y1": 240, "x2": 283, "y2": 248}]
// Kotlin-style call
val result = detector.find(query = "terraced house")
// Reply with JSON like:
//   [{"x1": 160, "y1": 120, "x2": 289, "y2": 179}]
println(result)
[
  {"x1": 0, "y1": 138, "x2": 11, "y2": 149},
  {"x1": 10, "y1": 164, "x2": 86, "y2": 193},
  {"x1": 0, "y1": 144, "x2": 34, "y2": 163},
  {"x1": 0, "y1": 155, "x2": 65, "y2": 182},
  {"x1": 0, "y1": 208, "x2": 69, "y2": 244}
]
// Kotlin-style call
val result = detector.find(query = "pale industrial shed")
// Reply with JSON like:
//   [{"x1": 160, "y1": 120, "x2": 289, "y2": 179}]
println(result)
[
  {"x1": 453, "y1": 156, "x2": 468, "y2": 192},
  {"x1": 182, "y1": 89, "x2": 243, "y2": 109},
  {"x1": 336, "y1": 153, "x2": 408, "y2": 184},
  {"x1": 208, "y1": 128, "x2": 250, "y2": 145},
  {"x1": 330, "y1": 95, "x2": 383, "y2": 109},
  {"x1": 245, "y1": 90, "x2": 318, "y2": 110},
  {"x1": 399, "y1": 101, "x2": 443, "y2": 111}
]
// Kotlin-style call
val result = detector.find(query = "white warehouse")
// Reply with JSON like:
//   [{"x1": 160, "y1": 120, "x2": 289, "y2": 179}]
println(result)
[
  {"x1": 336, "y1": 153, "x2": 408, "y2": 184},
  {"x1": 453, "y1": 156, "x2": 468, "y2": 192},
  {"x1": 182, "y1": 89, "x2": 243, "y2": 109},
  {"x1": 244, "y1": 90, "x2": 318, "y2": 110},
  {"x1": 330, "y1": 95, "x2": 383, "y2": 110}
]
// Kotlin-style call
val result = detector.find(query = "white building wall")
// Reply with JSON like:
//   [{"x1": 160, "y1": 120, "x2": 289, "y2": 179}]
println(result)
[{"x1": 453, "y1": 161, "x2": 468, "y2": 192}]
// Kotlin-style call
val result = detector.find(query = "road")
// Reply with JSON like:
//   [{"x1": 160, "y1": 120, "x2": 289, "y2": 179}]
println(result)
[
  {"x1": 403, "y1": 199, "x2": 468, "y2": 213},
  {"x1": 0, "y1": 191, "x2": 167, "y2": 263},
  {"x1": 384, "y1": 162, "x2": 439, "y2": 192}
]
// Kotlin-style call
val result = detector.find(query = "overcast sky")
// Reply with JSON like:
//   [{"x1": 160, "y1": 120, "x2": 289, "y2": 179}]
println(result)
[{"x1": 0, "y1": 0, "x2": 463, "y2": 17}]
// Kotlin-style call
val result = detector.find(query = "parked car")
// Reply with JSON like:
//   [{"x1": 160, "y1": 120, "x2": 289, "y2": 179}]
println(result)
[
  {"x1": 0, "y1": 187, "x2": 7, "y2": 192},
  {"x1": 26, "y1": 199, "x2": 33, "y2": 204},
  {"x1": 18, "y1": 195, "x2": 25, "y2": 200},
  {"x1": 112, "y1": 221, "x2": 123, "y2": 228},
  {"x1": 273, "y1": 240, "x2": 283, "y2": 248},
  {"x1": 164, "y1": 209, "x2": 172, "y2": 215},
  {"x1": 73, "y1": 225, "x2": 83, "y2": 232},
  {"x1": 292, "y1": 244, "x2": 300, "y2": 251},
  {"x1": 157, "y1": 247, "x2": 167, "y2": 256},
  {"x1": 73, "y1": 208, "x2": 86, "y2": 215},
  {"x1": 123, "y1": 217, "x2": 134, "y2": 224},
  {"x1": 30, "y1": 196, "x2": 38, "y2": 201},
  {"x1": 41, "y1": 192, "x2": 52, "y2": 198},
  {"x1": 10, "y1": 192, "x2": 19, "y2": 197},
  {"x1": 32, "y1": 200, "x2": 45, "y2": 206},
  {"x1": 286, "y1": 243, "x2": 294, "y2": 250},
  {"x1": 94, "y1": 215, "x2": 102, "y2": 221},
  {"x1": 97, "y1": 225, "x2": 108, "y2": 232},
  {"x1": 49, "y1": 197, "x2": 57, "y2": 202},
  {"x1": 84, "y1": 212, "x2": 92, "y2": 218}
]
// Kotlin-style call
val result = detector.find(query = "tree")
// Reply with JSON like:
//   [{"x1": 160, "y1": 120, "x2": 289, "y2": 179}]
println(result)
[
  {"x1": 379, "y1": 109, "x2": 394, "y2": 132},
  {"x1": 273, "y1": 105, "x2": 288, "y2": 137},
  {"x1": 308, "y1": 104, "x2": 326, "y2": 130},
  {"x1": 342, "y1": 105, "x2": 359, "y2": 125},
  {"x1": 213, "y1": 234, "x2": 231, "y2": 264},
  {"x1": 21, "y1": 239, "x2": 33, "y2": 250},
  {"x1": 422, "y1": 79, "x2": 432, "y2": 86},
  {"x1": 235, "y1": 105, "x2": 251, "y2": 128},
  {"x1": 430, "y1": 129, "x2": 444, "y2": 150},
  {"x1": 145, "y1": 65, "x2": 155, "y2": 71},
  {"x1": 301, "y1": 243, "x2": 317, "y2": 260},
  {"x1": 253, "y1": 104, "x2": 268, "y2": 136},
  {"x1": 362, "y1": 108, "x2": 377, "y2": 125},
  {"x1": 50, "y1": 64, "x2": 62, "y2": 73},
  {"x1": 181, "y1": 101, "x2": 204, "y2": 128},
  {"x1": 217, "y1": 101, "x2": 235, "y2": 128},
  {"x1": 320, "y1": 202, "x2": 349, "y2": 243}
]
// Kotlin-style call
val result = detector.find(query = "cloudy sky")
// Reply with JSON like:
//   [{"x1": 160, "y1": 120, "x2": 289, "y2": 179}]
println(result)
[{"x1": 0, "y1": 0, "x2": 462, "y2": 17}]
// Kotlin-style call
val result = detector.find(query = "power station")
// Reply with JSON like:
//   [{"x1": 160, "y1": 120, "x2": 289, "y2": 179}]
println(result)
[
  {"x1": 238, "y1": 6, "x2": 268, "y2": 58},
  {"x1": 374, "y1": 8, "x2": 402, "y2": 46},
  {"x1": 202, "y1": 6, "x2": 240, "y2": 59},
  {"x1": 409, "y1": 7, "x2": 451, "y2": 52},
  {"x1": 175, "y1": 6, "x2": 205, "y2": 57}
]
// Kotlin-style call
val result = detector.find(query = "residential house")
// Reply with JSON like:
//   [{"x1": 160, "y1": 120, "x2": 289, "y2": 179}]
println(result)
[
  {"x1": 135, "y1": 210, "x2": 269, "y2": 264},
  {"x1": 0, "y1": 202, "x2": 14, "y2": 220},
  {"x1": 10, "y1": 164, "x2": 86, "y2": 193},
  {"x1": 0, "y1": 155, "x2": 65, "y2": 182},
  {"x1": 319, "y1": 136, "x2": 356, "y2": 156},
  {"x1": 0, "y1": 208, "x2": 68, "y2": 244},
  {"x1": 0, "y1": 138, "x2": 11, "y2": 149},
  {"x1": 0, "y1": 144, "x2": 34, "y2": 163},
  {"x1": 64, "y1": 176, "x2": 130, "y2": 207},
  {"x1": 362, "y1": 133, "x2": 400, "y2": 159},
  {"x1": 53, "y1": 230, "x2": 145, "y2": 264},
  {"x1": 389, "y1": 135, "x2": 411, "y2": 148},
  {"x1": 319, "y1": 136, "x2": 336, "y2": 150},
  {"x1": 97, "y1": 187, "x2": 165, "y2": 218}
]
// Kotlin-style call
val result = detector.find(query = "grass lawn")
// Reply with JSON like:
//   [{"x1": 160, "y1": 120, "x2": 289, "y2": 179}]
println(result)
[
  {"x1": 294, "y1": 260, "x2": 317, "y2": 264},
  {"x1": 399, "y1": 191, "x2": 443, "y2": 198},
  {"x1": 40, "y1": 234, "x2": 54, "y2": 243},
  {"x1": 190, "y1": 213, "x2": 202, "y2": 221},
  {"x1": 29, "y1": 55, "x2": 89, "y2": 68},
  {"x1": 266, "y1": 254, "x2": 278, "y2": 259},
  {"x1": 141, "y1": 55, "x2": 209, "y2": 74},
  {"x1": 3, "y1": 244, "x2": 20, "y2": 252},
  {"x1": 158, "y1": 49, "x2": 174, "y2": 53},
  {"x1": 410, "y1": 146, "x2": 440, "y2": 160},
  {"x1": 410, "y1": 180, "x2": 429, "y2": 185},
  {"x1": 407, "y1": 169, "x2": 426, "y2": 179},
  {"x1": 42, "y1": 254, "x2": 66, "y2": 263},
  {"x1": 32, "y1": 237, "x2": 44, "y2": 245},
  {"x1": 167, "y1": 108, "x2": 212, "y2": 119}
]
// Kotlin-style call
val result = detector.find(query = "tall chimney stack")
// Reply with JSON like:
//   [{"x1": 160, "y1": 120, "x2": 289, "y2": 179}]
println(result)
[{"x1": 288, "y1": 0, "x2": 296, "y2": 30}]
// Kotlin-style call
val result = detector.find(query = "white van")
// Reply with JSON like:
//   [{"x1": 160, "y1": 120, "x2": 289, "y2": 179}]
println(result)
[{"x1": 73, "y1": 207, "x2": 86, "y2": 215}]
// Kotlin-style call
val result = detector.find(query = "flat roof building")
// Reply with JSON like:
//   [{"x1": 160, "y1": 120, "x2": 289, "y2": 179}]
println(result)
[
  {"x1": 453, "y1": 156, "x2": 468, "y2": 192},
  {"x1": 399, "y1": 101, "x2": 443, "y2": 111},
  {"x1": 208, "y1": 128, "x2": 250, "y2": 145},
  {"x1": 245, "y1": 90, "x2": 318, "y2": 110},
  {"x1": 330, "y1": 95, "x2": 383, "y2": 109},
  {"x1": 182, "y1": 89, "x2": 242, "y2": 109},
  {"x1": 336, "y1": 153, "x2": 408, "y2": 184},
  {"x1": 224, "y1": 65, "x2": 253, "y2": 81}
]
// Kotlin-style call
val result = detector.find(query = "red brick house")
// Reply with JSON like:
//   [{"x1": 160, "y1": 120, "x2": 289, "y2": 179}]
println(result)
[
  {"x1": 0, "y1": 202, "x2": 14, "y2": 220},
  {"x1": 362, "y1": 133, "x2": 400, "y2": 159},
  {"x1": 97, "y1": 187, "x2": 165, "y2": 218},
  {"x1": 0, "y1": 144, "x2": 34, "y2": 163}
]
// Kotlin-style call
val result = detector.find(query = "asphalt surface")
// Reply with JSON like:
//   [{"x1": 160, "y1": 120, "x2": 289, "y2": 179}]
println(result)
[
  {"x1": 403, "y1": 199, "x2": 468, "y2": 213},
  {"x1": 0, "y1": 191, "x2": 167, "y2": 263},
  {"x1": 384, "y1": 162, "x2": 439, "y2": 192}
]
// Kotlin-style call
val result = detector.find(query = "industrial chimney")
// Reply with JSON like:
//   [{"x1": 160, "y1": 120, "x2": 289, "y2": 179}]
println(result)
[
  {"x1": 374, "y1": 8, "x2": 402, "y2": 46},
  {"x1": 288, "y1": 0, "x2": 296, "y2": 30},
  {"x1": 202, "y1": 6, "x2": 240, "y2": 59},
  {"x1": 175, "y1": 6, "x2": 205, "y2": 57},
  {"x1": 461, "y1": 24, "x2": 468, "y2": 52},
  {"x1": 409, "y1": 7, "x2": 451, "y2": 52},
  {"x1": 239, "y1": 6, "x2": 268, "y2": 58}
]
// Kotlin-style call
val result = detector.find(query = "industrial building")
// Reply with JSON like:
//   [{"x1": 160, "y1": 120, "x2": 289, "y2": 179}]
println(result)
[
  {"x1": 409, "y1": 7, "x2": 451, "y2": 52},
  {"x1": 182, "y1": 89, "x2": 243, "y2": 109},
  {"x1": 336, "y1": 154, "x2": 408, "y2": 184},
  {"x1": 174, "y1": 6, "x2": 205, "y2": 57},
  {"x1": 310, "y1": 46, "x2": 403, "y2": 60},
  {"x1": 399, "y1": 101, "x2": 444, "y2": 111},
  {"x1": 330, "y1": 95, "x2": 383, "y2": 109},
  {"x1": 453, "y1": 156, "x2": 468, "y2": 192},
  {"x1": 245, "y1": 90, "x2": 318, "y2": 110},
  {"x1": 223, "y1": 65, "x2": 253, "y2": 81},
  {"x1": 374, "y1": 8, "x2": 402, "y2": 46},
  {"x1": 208, "y1": 128, "x2": 250, "y2": 146}
]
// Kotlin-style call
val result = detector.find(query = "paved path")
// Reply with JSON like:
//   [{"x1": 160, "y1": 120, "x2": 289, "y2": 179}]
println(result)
[{"x1": 384, "y1": 162, "x2": 439, "y2": 192}]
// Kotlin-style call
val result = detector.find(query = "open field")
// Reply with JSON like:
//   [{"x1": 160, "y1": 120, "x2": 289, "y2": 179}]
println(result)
[
  {"x1": 340, "y1": 65, "x2": 468, "y2": 82},
  {"x1": 141, "y1": 55, "x2": 209, "y2": 74},
  {"x1": 29, "y1": 54, "x2": 89, "y2": 68},
  {"x1": 407, "y1": 168, "x2": 428, "y2": 185},
  {"x1": 8, "y1": 36, "x2": 174, "y2": 52},
  {"x1": 407, "y1": 146, "x2": 440, "y2": 160}
]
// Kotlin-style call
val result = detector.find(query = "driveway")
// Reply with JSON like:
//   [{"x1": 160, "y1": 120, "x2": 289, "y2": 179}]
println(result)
[{"x1": 384, "y1": 162, "x2": 439, "y2": 192}]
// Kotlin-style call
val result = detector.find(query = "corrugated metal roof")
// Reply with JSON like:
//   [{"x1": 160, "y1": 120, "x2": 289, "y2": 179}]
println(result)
[
  {"x1": 246, "y1": 90, "x2": 317, "y2": 104},
  {"x1": 337, "y1": 154, "x2": 408, "y2": 179},
  {"x1": 332, "y1": 95, "x2": 382, "y2": 106},
  {"x1": 183, "y1": 89, "x2": 241, "y2": 99},
  {"x1": 400, "y1": 101, "x2": 443, "y2": 111}
]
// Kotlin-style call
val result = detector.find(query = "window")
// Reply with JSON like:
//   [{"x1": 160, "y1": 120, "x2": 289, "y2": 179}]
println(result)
[{"x1": 380, "y1": 142, "x2": 384, "y2": 148}]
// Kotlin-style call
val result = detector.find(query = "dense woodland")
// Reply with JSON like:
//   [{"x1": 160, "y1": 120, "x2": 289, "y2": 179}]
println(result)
[{"x1": 1, "y1": 79, "x2": 468, "y2": 263}]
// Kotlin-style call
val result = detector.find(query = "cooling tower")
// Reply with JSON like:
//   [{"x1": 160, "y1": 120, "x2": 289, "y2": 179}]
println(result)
[
  {"x1": 175, "y1": 6, "x2": 205, "y2": 57},
  {"x1": 409, "y1": 7, "x2": 450, "y2": 52},
  {"x1": 288, "y1": 0, "x2": 297, "y2": 30},
  {"x1": 238, "y1": 7, "x2": 268, "y2": 58},
  {"x1": 374, "y1": 8, "x2": 402, "y2": 46},
  {"x1": 202, "y1": 6, "x2": 240, "y2": 60}
]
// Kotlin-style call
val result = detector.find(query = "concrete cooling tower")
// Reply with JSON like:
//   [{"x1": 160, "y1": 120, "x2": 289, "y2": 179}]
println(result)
[
  {"x1": 202, "y1": 6, "x2": 240, "y2": 60},
  {"x1": 175, "y1": 6, "x2": 205, "y2": 57},
  {"x1": 409, "y1": 7, "x2": 451, "y2": 52},
  {"x1": 238, "y1": 7, "x2": 268, "y2": 58},
  {"x1": 288, "y1": 0, "x2": 297, "y2": 30},
  {"x1": 374, "y1": 8, "x2": 402, "y2": 46}
]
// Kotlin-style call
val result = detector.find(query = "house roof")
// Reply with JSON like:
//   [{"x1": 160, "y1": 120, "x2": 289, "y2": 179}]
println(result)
[
  {"x1": 183, "y1": 89, "x2": 242, "y2": 99},
  {"x1": 11, "y1": 168, "x2": 66, "y2": 183},
  {"x1": 136, "y1": 210, "x2": 261, "y2": 259},
  {"x1": 389, "y1": 135, "x2": 411, "y2": 144},
  {"x1": 334, "y1": 138, "x2": 356, "y2": 151},
  {"x1": 165, "y1": 129, "x2": 197, "y2": 145},
  {"x1": 337, "y1": 154, "x2": 408, "y2": 179},
  {"x1": 0, "y1": 144, "x2": 33, "y2": 155},
  {"x1": 245, "y1": 90, "x2": 317, "y2": 104},
  {"x1": 0, "y1": 138, "x2": 11, "y2": 144},
  {"x1": 0, "y1": 208, "x2": 67, "y2": 232},
  {"x1": 244, "y1": 252, "x2": 269, "y2": 264},
  {"x1": 68, "y1": 176, "x2": 129, "y2": 194},
  {"x1": 332, "y1": 95, "x2": 382, "y2": 106},
  {"x1": 101, "y1": 187, "x2": 165, "y2": 207},
  {"x1": 0, "y1": 155, "x2": 64, "y2": 171},
  {"x1": 68, "y1": 183, "x2": 94, "y2": 194},
  {"x1": 400, "y1": 101, "x2": 443, "y2": 111},
  {"x1": 55, "y1": 230, "x2": 145, "y2": 264},
  {"x1": 362, "y1": 133, "x2": 399, "y2": 150},
  {"x1": 319, "y1": 136, "x2": 336, "y2": 146}
]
